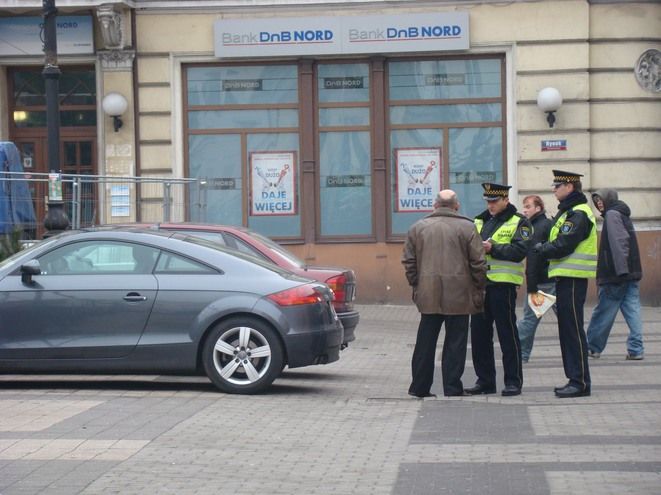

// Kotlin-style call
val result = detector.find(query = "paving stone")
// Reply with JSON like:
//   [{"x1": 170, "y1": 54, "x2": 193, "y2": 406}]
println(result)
[{"x1": 0, "y1": 304, "x2": 658, "y2": 494}]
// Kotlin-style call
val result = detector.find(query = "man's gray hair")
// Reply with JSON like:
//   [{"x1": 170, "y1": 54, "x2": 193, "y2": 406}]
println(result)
[{"x1": 435, "y1": 189, "x2": 458, "y2": 208}]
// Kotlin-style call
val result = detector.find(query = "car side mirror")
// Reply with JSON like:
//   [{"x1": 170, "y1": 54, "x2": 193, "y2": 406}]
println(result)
[{"x1": 20, "y1": 259, "x2": 42, "y2": 285}]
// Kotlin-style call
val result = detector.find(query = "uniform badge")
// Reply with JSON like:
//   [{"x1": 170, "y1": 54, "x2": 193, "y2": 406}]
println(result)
[
  {"x1": 520, "y1": 226, "x2": 531, "y2": 239},
  {"x1": 561, "y1": 221, "x2": 574, "y2": 234}
]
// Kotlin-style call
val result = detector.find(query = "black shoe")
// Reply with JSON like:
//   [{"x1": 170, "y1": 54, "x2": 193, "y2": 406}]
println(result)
[
  {"x1": 501, "y1": 385, "x2": 521, "y2": 396},
  {"x1": 555, "y1": 385, "x2": 591, "y2": 398},
  {"x1": 445, "y1": 390, "x2": 470, "y2": 397},
  {"x1": 464, "y1": 384, "x2": 497, "y2": 395},
  {"x1": 408, "y1": 391, "x2": 437, "y2": 399},
  {"x1": 553, "y1": 382, "x2": 570, "y2": 392}
]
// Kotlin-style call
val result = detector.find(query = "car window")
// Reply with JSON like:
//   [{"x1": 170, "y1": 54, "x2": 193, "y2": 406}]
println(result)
[
  {"x1": 243, "y1": 230, "x2": 305, "y2": 267},
  {"x1": 0, "y1": 236, "x2": 57, "y2": 270},
  {"x1": 221, "y1": 232, "x2": 270, "y2": 261},
  {"x1": 155, "y1": 251, "x2": 217, "y2": 274},
  {"x1": 38, "y1": 241, "x2": 160, "y2": 275},
  {"x1": 176, "y1": 234, "x2": 298, "y2": 276},
  {"x1": 172, "y1": 230, "x2": 227, "y2": 246}
]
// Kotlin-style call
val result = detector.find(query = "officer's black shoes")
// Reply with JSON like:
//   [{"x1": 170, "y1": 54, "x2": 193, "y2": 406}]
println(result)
[
  {"x1": 554, "y1": 385, "x2": 591, "y2": 398},
  {"x1": 501, "y1": 385, "x2": 521, "y2": 396},
  {"x1": 408, "y1": 391, "x2": 437, "y2": 399},
  {"x1": 464, "y1": 384, "x2": 497, "y2": 395}
]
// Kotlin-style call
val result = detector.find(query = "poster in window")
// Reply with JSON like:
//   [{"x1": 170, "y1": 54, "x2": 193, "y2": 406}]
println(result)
[
  {"x1": 395, "y1": 147, "x2": 442, "y2": 212},
  {"x1": 250, "y1": 151, "x2": 297, "y2": 216}
]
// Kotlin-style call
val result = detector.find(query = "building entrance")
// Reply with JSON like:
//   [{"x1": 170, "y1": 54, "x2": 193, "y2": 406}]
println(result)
[{"x1": 8, "y1": 66, "x2": 97, "y2": 237}]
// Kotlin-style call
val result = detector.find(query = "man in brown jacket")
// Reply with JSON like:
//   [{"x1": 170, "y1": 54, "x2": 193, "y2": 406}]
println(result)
[{"x1": 402, "y1": 190, "x2": 488, "y2": 398}]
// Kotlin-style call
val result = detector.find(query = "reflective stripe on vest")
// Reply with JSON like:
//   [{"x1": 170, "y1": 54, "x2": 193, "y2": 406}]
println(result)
[
  {"x1": 548, "y1": 203, "x2": 597, "y2": 279},
  {"x1": 475, "y1": 215, "x2": 524, "y2": 285}
]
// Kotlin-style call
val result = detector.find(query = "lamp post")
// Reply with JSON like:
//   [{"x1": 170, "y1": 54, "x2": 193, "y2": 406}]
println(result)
[{"x1": 42, "y1": 0, "x2": 70, "y2": 237}]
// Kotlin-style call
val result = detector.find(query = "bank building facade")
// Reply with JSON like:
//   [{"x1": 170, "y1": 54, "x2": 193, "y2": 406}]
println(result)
[{"x1": 0, "y1": 0, "x2": 659, "y2": 303}]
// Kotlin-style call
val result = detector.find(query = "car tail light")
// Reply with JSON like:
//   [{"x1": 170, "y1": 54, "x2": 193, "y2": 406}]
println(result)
[
  {"x1": 325, "y1": 274, "x2": 347, "y2": 302},
  {"x1": 267, "y1": 284, "x2": 324, "y2": 306}
]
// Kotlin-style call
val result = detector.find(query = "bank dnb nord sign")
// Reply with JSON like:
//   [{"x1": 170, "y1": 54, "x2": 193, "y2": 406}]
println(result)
[{"x1": 214, "y1": 12, "x2": 469, "y2": 58}]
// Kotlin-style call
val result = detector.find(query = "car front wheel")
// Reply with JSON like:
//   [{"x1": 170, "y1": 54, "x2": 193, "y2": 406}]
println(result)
[{"x1": 202, "y1": 317, "x2": 284, "y2": 394}]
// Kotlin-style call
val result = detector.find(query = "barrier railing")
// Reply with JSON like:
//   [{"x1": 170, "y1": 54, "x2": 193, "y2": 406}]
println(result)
[{"x1": 1, "y1": 171, "x2": 206, "y2": 238}]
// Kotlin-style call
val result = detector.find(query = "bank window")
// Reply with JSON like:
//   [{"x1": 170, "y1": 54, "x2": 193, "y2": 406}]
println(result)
[
  {"x1": 317, "y1": 63, "x2": 372, "y2": 238},
  {"x1": 388, "y1": 56, "x2": 504, "y2": 236},
  {"x1": 185, "y1": 64, "x2": 301, "y2": 238},
  {"x1": 187, "y1": 65, "x2": 298, "y2": 105}
]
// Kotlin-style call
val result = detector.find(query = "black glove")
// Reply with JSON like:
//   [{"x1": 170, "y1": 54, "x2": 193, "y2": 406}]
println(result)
[{"x1": 532, "y1": 242, "x2": 543, "y2": 253}]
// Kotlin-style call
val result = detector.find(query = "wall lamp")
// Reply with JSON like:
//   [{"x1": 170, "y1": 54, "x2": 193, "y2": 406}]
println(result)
[
  {"x1": 102, "y1": 92, "x2": 128, "y2": 132},
  {"x1": 536, "y1": 87, "x2": 563, "y2": 128}
]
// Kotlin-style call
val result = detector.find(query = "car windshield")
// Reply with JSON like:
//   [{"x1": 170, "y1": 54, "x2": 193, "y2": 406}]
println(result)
[
  {"x1": 177, "y1": 233, "x2": 300, "y2": 277},
  {"x1": 0, "y1": 237, "x2": 56, "y2": 270},
  {"x1": 245, "y1": 230, "x2": 306, "y2": 268}
]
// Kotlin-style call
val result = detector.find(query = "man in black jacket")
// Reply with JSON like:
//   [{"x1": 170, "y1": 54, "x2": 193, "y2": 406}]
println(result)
[
  {"x1": 517, "y1": 195, "x2": 555, "y2": 363},
  {"x1": 465, "y1": 183, "x2": 531, "y2": 397},
  {"x1": 586, "y1": 189, "x2": 644, "y2": 360}
]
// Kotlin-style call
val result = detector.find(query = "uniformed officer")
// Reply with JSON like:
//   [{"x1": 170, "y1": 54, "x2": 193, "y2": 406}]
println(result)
[
  {"x1": 465, "y1": 183, "x2": 531, "y2": 397},
  {"x1": 535, "y1": 170, "x2": 596, "y2": 398}
]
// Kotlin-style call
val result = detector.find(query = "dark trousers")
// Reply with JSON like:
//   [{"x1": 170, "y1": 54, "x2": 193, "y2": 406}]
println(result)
[
  {"x1": 470, "y1": 284, "x2": 523, "y2": 389},
  {"x1": 556, "y1": 277, "x2": 591, "y2": 390},
  {"x1": 409, "y1": 314, "x2": 469, "y2": 396}
]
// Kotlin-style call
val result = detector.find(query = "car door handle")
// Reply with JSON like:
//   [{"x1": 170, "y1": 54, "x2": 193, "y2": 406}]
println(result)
[{"x1": 123, "y1": 292, "x2": 148, "y2": 302}]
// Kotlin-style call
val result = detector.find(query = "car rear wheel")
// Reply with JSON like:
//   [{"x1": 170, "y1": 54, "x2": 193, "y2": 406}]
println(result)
[{"x1": 202, "y1": 317, "x2": 284, "y2": 394}]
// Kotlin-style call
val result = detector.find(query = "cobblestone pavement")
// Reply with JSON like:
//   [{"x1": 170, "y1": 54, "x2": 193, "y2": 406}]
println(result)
[{"x1": 1, "y1": 304, "x2": 659, "y2": 494}]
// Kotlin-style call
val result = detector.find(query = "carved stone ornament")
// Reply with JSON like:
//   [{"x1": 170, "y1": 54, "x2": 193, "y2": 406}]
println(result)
[
  {"x1": 97, "y1": 4, "x2": 123, "y2": 49},
  {"x1": 634, "y1": 49, "x2": 661, "y2": 93},
  {"x1": 99, "y1": 50, "x2": 135, "y2": 72}
]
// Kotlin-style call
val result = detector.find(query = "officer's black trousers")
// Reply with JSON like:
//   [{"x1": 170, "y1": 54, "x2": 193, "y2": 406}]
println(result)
[
  {"x1": 470, "y1": 283, "x2": 523, "y2": 389},
  {"x1": 409, "y1": 314, "x2": 469, "y2": 396},
  {"x1": 555, "y1": 277, "x2": 591, "y2": 390}
]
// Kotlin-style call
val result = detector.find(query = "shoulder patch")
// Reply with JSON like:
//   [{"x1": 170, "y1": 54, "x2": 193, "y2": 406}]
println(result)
[
  {"x1": 520, "y1": 226, "x2": 531, "y2": 239},
  {"x1": 560, "y1": 221, "x2": 574, "y2": 234}
]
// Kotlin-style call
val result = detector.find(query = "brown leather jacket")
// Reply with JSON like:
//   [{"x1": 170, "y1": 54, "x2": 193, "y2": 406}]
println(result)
[{"x1": 402, "y1": 207, "x2": 487, "y2": 315}]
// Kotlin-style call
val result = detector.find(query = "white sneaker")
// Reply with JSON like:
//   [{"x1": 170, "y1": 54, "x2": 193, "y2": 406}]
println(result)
[{"x1": 588, "y1": 350, "x2": 600, "y2": 359}]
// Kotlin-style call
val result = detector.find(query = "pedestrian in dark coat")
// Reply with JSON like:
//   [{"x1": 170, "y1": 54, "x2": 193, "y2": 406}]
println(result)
[{"x1": 587, "y1": 188, "x2": 644, "y2": 359}]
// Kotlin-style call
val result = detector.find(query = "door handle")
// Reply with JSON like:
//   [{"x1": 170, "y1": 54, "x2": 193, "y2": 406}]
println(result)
[{"x1": 123, "y1": 292, "x2": 147, "y2": 302}]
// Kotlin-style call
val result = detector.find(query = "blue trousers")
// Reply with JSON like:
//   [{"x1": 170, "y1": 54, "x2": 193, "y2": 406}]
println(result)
[
  {"x1": 517, "y1": 281, "x2": 557, "y2": 361},
  {"x1": 587, "y1": 282, "x2": 644, "y2": 356}
]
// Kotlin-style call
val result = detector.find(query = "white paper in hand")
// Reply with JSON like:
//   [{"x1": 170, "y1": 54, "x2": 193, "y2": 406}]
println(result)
[{"x1": 529, "y1": 291, "x2": 556, "y2": 318}]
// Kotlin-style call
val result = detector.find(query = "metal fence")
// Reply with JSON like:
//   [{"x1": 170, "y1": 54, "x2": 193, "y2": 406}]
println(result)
[{"x1": 1, "y1": 171, "x2": 207, "y2": 238}]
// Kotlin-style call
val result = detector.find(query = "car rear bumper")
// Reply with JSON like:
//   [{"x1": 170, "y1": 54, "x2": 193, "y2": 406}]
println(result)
[
  {"x1": 284, "y1": 319, "x2": 343, "y2": 368},
  {"x1": 337, "y1": 310, "x2": 360, "y2": 344}
]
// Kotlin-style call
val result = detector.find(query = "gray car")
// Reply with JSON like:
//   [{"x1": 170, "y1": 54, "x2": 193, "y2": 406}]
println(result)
[{"x1": 0, "y1": 228, "x2": 343, "y2": 394}]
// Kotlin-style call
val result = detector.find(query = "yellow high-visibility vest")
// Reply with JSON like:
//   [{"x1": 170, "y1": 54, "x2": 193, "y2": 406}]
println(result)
[
  {"x1": 548, "y1": 203, "x2": 597, "y2": 278},
  {"x1": 475, "y1": 215, "x2": 524, "y2": 285}
]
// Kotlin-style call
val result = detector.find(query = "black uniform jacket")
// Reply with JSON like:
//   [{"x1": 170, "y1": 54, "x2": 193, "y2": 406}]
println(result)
[
  {"x1": 525, "y1": 210, "x2": 553, "y2": 293},
  {"x1": 539, "y1": 191, "x2": 594, "y2": 260},
  {"x1": 475, "y1": 203, "x2": 531, "y2": 281}
]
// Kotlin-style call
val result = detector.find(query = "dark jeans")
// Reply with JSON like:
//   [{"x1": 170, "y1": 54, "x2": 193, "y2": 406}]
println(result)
[
  {"x1": 409, "y1": 313, "x2": 470, "y2": 396},
  {"x1": 556, "y1": 277, "x2": 591, "y2": 390},
  {"x1": 470, "y1": 283, "x2": 523, "y2": 389}
]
